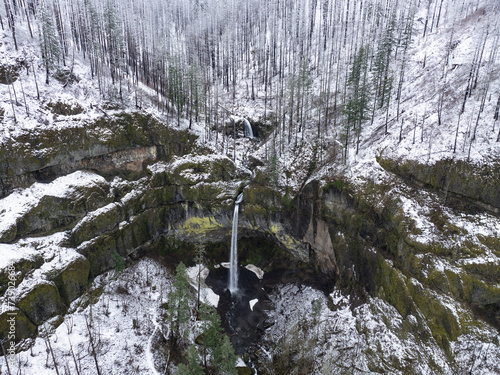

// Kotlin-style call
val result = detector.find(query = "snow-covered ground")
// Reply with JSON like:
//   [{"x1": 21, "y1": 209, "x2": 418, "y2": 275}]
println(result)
[
  {"x1": 264, "y1": 284, "x2": 500, "y2": 374},
  {"x1": 0, "y1": 0, "x2": 499, "y2": 373},
  {"x1": 1, "y1": 258, "x2": 172, "y2": 375}
]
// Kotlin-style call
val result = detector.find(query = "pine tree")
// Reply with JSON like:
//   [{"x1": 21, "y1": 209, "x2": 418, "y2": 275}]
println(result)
[{"x1": 199, "y1": 303, "x2": 223, "y2": 365}]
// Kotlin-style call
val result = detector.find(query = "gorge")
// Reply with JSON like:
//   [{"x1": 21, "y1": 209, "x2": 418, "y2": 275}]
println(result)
[{"x1": 0, "y1": 0, "x2": 499, "y2": 373}]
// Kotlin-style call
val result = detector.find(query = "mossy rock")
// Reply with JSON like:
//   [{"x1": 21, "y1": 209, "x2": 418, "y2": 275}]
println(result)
[
  {"x1": 237, "y1": 365, "x2": 252, "y2": 375},
  {"x1": 143, "y1": 185, "x2": 177, "y2": 208},
  {"x1": 47, "y1": 256, "x2": 90, "y2": 305},
  {"x1": 10, "y1": 178, "x2": 112, "y2": 242},
  {"x1": 16, "y1": 195, "x2": 88, "y2": 239},
  {"x1": 183, "y1": 183, "x2": 225, "y2": 203},
  {"x1": 376, "y1": 258, "x2": 414, "y2": 318},
  {"x1": 377, "y1": 157, "x2": 500, "y2": 214},
  {"x1": 0, "y1": 111, "x2": 198, "y2": 197},
  {"x1": 0, "y1": 223, "x2": 17, "y2": 242},
  {"x1": 70, "y1": 203, "x2": 124, "y2": 246},
  {"x1": 0, "y1": 255, "x2": 44, "y2": 295},
  {"x1": 462, "y1": 262, "x2": 500, "y2": 284},
  {"x1": 169, "y1": 156, "x2": 238, "y2": 185},
  {"x1": 467, "y1": 277, "x2": 500, "y2": 306},
  {"x1": 476, "y1": 234, "x2": 500, "y2": 255},
  {"x1": 0, "y1": 308, "x2": 37, "y2": 344},
  {"x1": 52, "y1": 68, "x2": 79, "y2": 84},
  {"x1": 0, "y1": 57, "x2": 26, "y2": 85},
  {"x1": 17, "y1": 281, "x2": 65, "y2": 326},
  {"x1": 408, "y1": 280, "x2": 460, "y2": 346},
  {"x1": 77, "y1": 235, "x2": 118, "y2": 278},
  {"x1": 46, "y1": 100, "x2": 84, "y2": 116}
]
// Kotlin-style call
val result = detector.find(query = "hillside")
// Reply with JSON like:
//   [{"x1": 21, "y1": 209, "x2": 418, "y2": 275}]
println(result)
[{"x1": 0, "y1": 0, "x2": 499, "y2": 374}]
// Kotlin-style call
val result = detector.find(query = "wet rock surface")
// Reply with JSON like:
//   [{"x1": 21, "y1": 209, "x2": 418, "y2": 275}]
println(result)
[
  {"x1": 205, "y1": 263, "x2": 335, "y2": 362},
  {"x1": 206, "y1": 267, "x2": 273, "y2": 356}
]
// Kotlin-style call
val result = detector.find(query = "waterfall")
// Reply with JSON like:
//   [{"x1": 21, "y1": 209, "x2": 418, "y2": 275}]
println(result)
[
  {"x1": 243, "y1": 118, "x2": 254, "y2": 138},
  {"x1": 229, "y1": 193, "x2": 243, "y2": 294}
]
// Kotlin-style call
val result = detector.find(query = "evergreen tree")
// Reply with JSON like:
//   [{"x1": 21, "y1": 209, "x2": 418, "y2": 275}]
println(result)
[
  {"x1": 199, "y1": 304, "x2": 237, "y2": 374},
  {"x1": 167, "y1": 262, "x2": 192, "y2": 345},
  {"x1": 213, "y1": 335, "x2": 237, "y2": 375},
  {"x1": 199, "y1": 303, "x2": 223, "y2": 365},
  {"x1": 177, "y1": 345, "x2": 204, "y2": 375},
  {"x1": 111, "y1": 250, "x2": 125, "y2": 274},
  {"x1": 39, "y1": 1, "x2": 61, "y2": 84},
  {"x1": 344, "y1": 45, "x2": 371, "y2": 158}
]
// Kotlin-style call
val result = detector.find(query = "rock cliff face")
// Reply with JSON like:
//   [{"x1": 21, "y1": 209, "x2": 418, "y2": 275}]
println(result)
[
  {"x1": 0, "y1": 112, "x2": 498, "y2": 368},
  {"x1": 0, "y1": 112, "x2": 333, "y2": 344},
  {"x1": 0, "y1": 112, "x2": 196, "y2": 197}
]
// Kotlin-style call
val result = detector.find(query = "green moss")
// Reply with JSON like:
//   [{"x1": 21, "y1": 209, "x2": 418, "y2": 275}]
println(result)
[
  {"x1": 426, "y1": 268, "x2": 452, "y2": 295},
  {"x1": 0, "y1": 255, "x2": 44, "y2": 295},
  {"x1": 462, "y1": 262, "x2": 500, "y2": 284},
  {"x1": 428, "y1": 207, "x2": 467, "y2": 236},
  {"x1": 180, "y1": 216, "x2": 223, "y2": 235},
  {"x1": 458, "y1": 239, "x2": 485, "y2": 258},
  {"x1": 78, "y1": 235, "x2": 117, "y2": 278},
  {"x1": 0, "y1": 309, "x2": 37, "y2": 344},
  {"x1": 71, "y1": 203, "x2": 124, "y2": 246},
  {"x1": 377, "y1": 156, "x2": 500, "y2": 213},
  {"x1": 324, "y1": 179, "x2": 345, "y2": 193},
  {"x1": 183, "y1": 183, "x2": 224, "y2": 204},
  {"x1": 406, "y1": 238, "x2": 454, "y2": 257},
  {"x1": 17, "y1": 282, "x2": 65, "y2": 325},
  {"x1": 407, "y1": 280, "x2": 460, "y2": 356},
  {"x1": 46, "y1": 101, "x2": 84, "y2": 116},
  {"x1": 476, "y1": 234, "x2": 500, "y2": 255},
  {"x1": 48, "y1": 256, "x2": 90, "y2": 305},
  {"x1": 376, "y1": 258, "x2": 414, "y2": 318}
]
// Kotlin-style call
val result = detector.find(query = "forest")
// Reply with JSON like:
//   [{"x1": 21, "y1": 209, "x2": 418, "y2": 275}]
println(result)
[
  {"x1": 1, "y1": 0, "x2": 500, "y2": 374},
  {"x1": 3, "y1": 0, "x2": 499, "y2": 168}
]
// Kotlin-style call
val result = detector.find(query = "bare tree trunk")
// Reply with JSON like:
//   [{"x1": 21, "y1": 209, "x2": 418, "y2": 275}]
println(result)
[
  {"x1": 45, "y1": 336, "x2": 61, "y2": 375},
  {"x1": 85, "y1": 315, "x2": 102, "y2": 375},
  {"x1": 1, "y1": 339, "x2": 13, "y2": 375},
  {"x1": 3, "y1": 0, "x2": 18, "y2": 50}
]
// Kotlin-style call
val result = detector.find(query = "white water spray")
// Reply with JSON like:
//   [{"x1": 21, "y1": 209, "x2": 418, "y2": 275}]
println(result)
[
  {"x1": 243, "y1": 118, "x2": 254, "y2": 138},
  {"x1": 229, "y1": 193, "x2": 243, "y2": 294}
]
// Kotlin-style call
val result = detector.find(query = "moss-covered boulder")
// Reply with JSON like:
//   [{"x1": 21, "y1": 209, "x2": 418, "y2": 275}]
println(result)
[
  {"x1": 47, "y1": 255, "x2": 90, "y2": 305},
  {"x1": 0, "y1": 56, "x2": 26, "y2": 85},
  {"x1": 0, "y1": 308, "x2": 37, "y2": 344},
  {"x1": 17, "y1": 281, "x2": 65, "y2": 325},
  {"x1": 0, "y1": 255, "x2": 44, "y2": 295},
  {"x1": 46, "y1": 100, "x2": 84, "y2": 116},
  {"x1": 70, "y1": 203, "x2": 124, "y2": 246}
]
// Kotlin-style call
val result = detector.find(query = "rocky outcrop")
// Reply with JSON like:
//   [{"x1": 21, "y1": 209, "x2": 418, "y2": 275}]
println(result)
[
  {"x1": 1, "y1": 111, "x2": 498, "y2": 364},
  {"x1": 0, "y1": 309, "x2": 37, "y2": 343},
  {"x1": 47, "y1": 255, "x2": 90, "y2": 305},
  {"x1": 321, "y1": 177, "x2": 500, "y2": 349},
  {"x1": 377, "y1": 156, "x2": 500, "y2": 215},
  {"x1": 0, "y1": 112, "x2": 197, "y2": 197},
  {"x1": 0, "y1": 56, "x2": 26, "y2": 85},
  {"x1": 16, "y1": 281, "x2": 65, "y2": 326}
]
